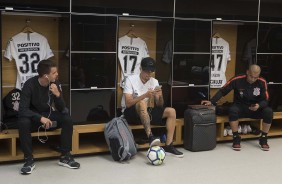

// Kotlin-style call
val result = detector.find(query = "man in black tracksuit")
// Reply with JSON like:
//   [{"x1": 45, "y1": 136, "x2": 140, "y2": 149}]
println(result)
[
  {"x1": 202, "y1": 64, "x2": 273, "y2": 151},
  {"x1": 18, "y1": 60, "x2": 80, "y2": 175}
]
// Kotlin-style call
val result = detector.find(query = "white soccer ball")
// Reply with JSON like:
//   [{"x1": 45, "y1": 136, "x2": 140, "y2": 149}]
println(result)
[{"x1": 147, "y1": 146, "x2": 166, "y2": 166}]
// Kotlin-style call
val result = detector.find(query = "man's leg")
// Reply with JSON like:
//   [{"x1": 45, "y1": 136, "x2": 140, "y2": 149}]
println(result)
[
  {"x1": 259, "y1": 107, "x2": 273, "y2": 151},
  {"x1": 18, "y1": 117, "x2": 36, "y2": 175},
  {"x1": 123, "y1": 103, "x2": 159, "y2": 146},
  {"x1": 229, "y1": 104, "x2": 242, "y2": 151},
  {"x1": 162, "y1": 107, "x2": 184, "y2": 157},
  {"x1": 135, "y1": 101, "x2": 160, "y2": 146},
  {"x1": 49, "y1": 111, "x2": 80, "y2": 169},
  {"x1": 136, "y1": 100, "x2": 152, "y2": 137}
]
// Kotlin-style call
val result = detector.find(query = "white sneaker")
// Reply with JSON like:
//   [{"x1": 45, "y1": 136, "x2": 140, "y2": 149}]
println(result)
[
  {"x1": 238, "y1": 125, "x2": 242, "y2": 134},
  {"x1": 247, "y1": 125, "x2": 252, "y2": 133},
  {"x1": 226, "y1": 126, "x2": 233, "y2": 136},
  {"x1": 223, "y1": 128, "x2": 228, "y2": 137},
  {"x1": 241, "y1": 124, "x2": 248, "y2": 134}
]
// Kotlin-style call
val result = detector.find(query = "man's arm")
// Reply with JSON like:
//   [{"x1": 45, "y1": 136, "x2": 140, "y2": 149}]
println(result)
[
  {"x1": 19, "y1": 83, "x2": 42, "y2": 122},
  {"x1": 124, "y1": 90, "x2": 154, "y2": 108},
  {"x1": 154, "y1": 88, "x2": 164, "y2": 107},
  {"x1": 202, "y1": 76, "x2": 237, "y2": 105},
  {"x1": 257, "y1": 79, "x2": 269, "y2": 109},
  {"x1": 51, "y1": 82, "x2": 66, "y2": 112}
]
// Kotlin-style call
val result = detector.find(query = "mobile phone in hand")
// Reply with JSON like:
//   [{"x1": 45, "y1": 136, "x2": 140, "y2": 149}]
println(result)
[
  {"x1": 154, "y1": 85, "x2": 162, "y2": 90},
  {"x1": 50, "y1": 121, "x2": 57, "y2": 128}
]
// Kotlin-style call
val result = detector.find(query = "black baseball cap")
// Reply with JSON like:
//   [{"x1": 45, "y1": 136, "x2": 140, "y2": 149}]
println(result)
[{"x1": 141, "y1": 57, "x2": 155, "y2": 72}]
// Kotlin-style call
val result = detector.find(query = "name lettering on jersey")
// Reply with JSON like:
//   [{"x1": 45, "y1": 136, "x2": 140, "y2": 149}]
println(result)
[
  {"x1": 212, "y1": 50, "x2": 223, "y2": 53},
  {"x1": 212, "y1": 46, "x2": 224, "y2": 50},
  {"x1": 17, "y1": 42, "x2": 40, "y2": 52},
  {"x1": 121, "y1": 46, "x2": 139, "y2": 55},
  {"x1": 212, "y1": 74, "x2": 220, "y2": 77},
  {"x1": 210, "y1": 80, "x2": 222, "y2": 85}
]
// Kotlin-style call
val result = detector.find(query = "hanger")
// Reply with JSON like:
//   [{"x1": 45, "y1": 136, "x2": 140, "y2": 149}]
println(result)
[
  {"x1": 22, "y1": 19, "x2": 34, "y2": 33},
  {"x1": 212, "y1": 32, "x2": 221, "y2": 38},
  {"x1": 125, "y1": 24, "x2": 137, "y2": 38}
]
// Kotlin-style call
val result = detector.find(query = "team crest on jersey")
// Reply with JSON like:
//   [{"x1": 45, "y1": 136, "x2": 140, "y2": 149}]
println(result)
[
  {"x1": 253, "y1": 87, "x2": 260, "y2": 96},
  {"x1": 12, "y1": 101, "x2": 20, "y2": 111},
  {"x1": 239, "y1": 91, "x2": 244, "y2": 97}
]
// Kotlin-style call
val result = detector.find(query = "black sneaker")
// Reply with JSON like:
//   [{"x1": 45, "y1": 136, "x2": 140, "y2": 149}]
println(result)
[
  {"x1": 149, "y1": 135, "x2": 160, "y2": 147},
  {"x1": 259, "y1": 135, "x2": 270, "y2": 151},
  {"x1": 163, "y1": 143, "x2": 184, "y2": 158},
  {"x1": 232, "y1": 135, "x2": 241, "y2": 151},
  {"x1": 21, "y1": 158, "x2": 35, "y2": 175},
  {"x1": 58, "y1": 153, "x2": 80, "y2": 169}
]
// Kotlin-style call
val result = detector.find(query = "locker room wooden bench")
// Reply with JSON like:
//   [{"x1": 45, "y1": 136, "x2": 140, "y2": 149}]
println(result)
[
  {"x1": 0, "y1": 119, "x2": 184, "y2": 162},
  {"x1": 215, "y1": 112, "x2": 282, "y2": 141}
]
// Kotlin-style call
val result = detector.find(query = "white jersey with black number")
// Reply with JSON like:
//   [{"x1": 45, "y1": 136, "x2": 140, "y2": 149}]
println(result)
[
  {"x1": 210, "y1": 37, "x2": 231, "y2": 88},
  {"x1": 118, "y1": 35, "x2": 149, "y2": 87},
  {"x1": 4, "y1": 32, "x2": 54, "y2": 89},
  {"x1": 121, "y1": 75, "x2": 159, "y2": 112}
]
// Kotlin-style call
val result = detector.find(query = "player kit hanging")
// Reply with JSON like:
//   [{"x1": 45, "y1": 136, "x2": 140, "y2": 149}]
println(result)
[
  {"x1": 210, "y1": 36, "x2": 231, "y2": 88},
  {"x1": 4, "y1": 32, "x2": 53, "y2": 89},
  {"x1": 118, "y1": 35, "x2": 149, "y2": 87}
]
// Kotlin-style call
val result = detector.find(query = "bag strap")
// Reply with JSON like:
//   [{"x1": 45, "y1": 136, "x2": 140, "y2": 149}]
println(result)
[{"x1": 115, "y1": 119, "x2": 131, "y2": 161}]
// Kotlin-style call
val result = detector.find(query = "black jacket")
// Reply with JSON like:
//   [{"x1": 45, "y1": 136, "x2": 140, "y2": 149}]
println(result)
[{"x1": 211, "y1": 74, "x2": 269, "y2": 108}]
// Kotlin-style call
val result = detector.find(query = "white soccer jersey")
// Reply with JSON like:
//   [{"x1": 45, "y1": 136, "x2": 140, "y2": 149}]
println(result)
[
  {"x1": 118, "y1": 35, "x2": 149, "y2": 87},
  {"x1": 4, "y1": 32, "x2": 54, "y2": 89},
  {"x1": 121, "y1": 74, "x2": 159, "y2": 112},
  {"x1": 210, "y1": 37, "x2": 231, "y2": 88}
]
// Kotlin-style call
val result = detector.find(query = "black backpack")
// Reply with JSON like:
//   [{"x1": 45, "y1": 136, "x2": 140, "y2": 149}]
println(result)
[
  {"x1": 2, "y1": 88, "x2": 21, "y2": 129},
  {"x1": 86, "y1": 105, "x2": 110, "y2": 123}
]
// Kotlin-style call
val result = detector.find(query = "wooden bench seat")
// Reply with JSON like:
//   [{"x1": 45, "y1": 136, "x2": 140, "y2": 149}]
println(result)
[
  {"x1": 1, "y1": 113, "x2": 282, "y2": 162},
  {"x1": 0, "y1": 119, "x2": 184, "y2": 162},
  {"x1": 215, "y1": 112, "x2": 282, "y2": 141}
]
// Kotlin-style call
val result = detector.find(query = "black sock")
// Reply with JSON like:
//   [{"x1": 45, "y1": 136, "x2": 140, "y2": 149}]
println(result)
[
  {"x1": 261, "y1": 131, "x2": 268, "y2": 137},
  {"x1": 61, "y1": 151, "x2": 69, "y2": 156},
  {"x1": 233, "y1": 131, "x2": 239, "y2": 138}
]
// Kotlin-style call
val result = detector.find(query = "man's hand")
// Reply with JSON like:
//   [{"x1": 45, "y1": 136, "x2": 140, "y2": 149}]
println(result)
[
  {"x1": 249, "y1": 103, "x2": 259, "y2": 111},
  {"x1": 145, "y1": 89, "x2": 155, "y2": 98},
  {"x1": 154, "y1": 88, "x2": 162, "y2": 98},
  {"x1": 201, "y1": 100, "x2": 212, "y2": 106},
  {"x1": 40, "y1": 117, "x2": 53, "y2": 129},
  {"x1": 50, "y1": 83, "x2": 60, "y2": 97}
]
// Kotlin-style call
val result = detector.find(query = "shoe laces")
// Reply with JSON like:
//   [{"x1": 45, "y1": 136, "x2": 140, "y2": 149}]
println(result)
[
  {"x1": 62, "y1": 153, "x2": 74, "y2": 162},
  {"x1": 260, "y1": 136, "x2": 268, "y2": 145},
  {"x1": 233, "y1": 136, "x2": 241, "y2": 144},
  {"x1": 23, "y1": 159, "x2": 34, "y2": 167}
]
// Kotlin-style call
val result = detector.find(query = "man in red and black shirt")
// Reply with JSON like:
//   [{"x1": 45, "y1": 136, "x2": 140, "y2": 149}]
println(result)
[{"x1": 202, "y1": 65, "x2": 273, "y2": 151}]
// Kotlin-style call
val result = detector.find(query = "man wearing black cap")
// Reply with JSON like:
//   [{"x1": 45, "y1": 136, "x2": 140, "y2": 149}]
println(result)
[{"x1": 121, "y1": 57, "x2": 184, "y2": 157}]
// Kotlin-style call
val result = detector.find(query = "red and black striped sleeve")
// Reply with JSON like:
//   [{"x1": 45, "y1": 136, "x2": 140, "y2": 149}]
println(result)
[
  {"x1": 257, "y1": 77, "x2": 269, "y2": 108},
  {"x1": 211, "y1": 75, "x2": 246, "y2": 105}
]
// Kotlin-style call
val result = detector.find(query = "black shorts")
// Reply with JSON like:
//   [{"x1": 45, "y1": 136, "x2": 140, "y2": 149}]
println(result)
[{"x1": 123, "y1": 105, "x2": 166, "y2": 126}]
